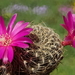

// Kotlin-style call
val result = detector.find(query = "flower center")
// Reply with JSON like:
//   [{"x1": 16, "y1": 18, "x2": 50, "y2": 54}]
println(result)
[{"x1": 0, "y1": 33, "x2": 12, "y2": 46}]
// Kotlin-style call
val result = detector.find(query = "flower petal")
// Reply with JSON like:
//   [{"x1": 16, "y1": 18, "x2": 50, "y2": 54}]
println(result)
[
  {"x1": 23, "y1": 28, "x2": 33, "y2": 32},
  {"x1": 71, "y1": 29, "x2": 75, "y2": 37},
  {"x1": 13, "y1": 37, "x2": 33, "y2": 44},
  {"x1": 67, "y1": 11, "x2": 73, "y2": 33},
  {"x1": 7, "y1": 14, "x2": 17, "y2": 33},
  {"x1": 72, "y1": 14, "x2": 75, "y2": 29},
  {"x1": 12, "y1": 21, "x2": 24, "y2": 32},
  {"x1": 72, "y1": 14, "x2": 75, "y2": 22},
  {"x1": 60, "y1": 24, "x2": 68, "y2": 31},
  {"x1": 0, "y1": 47, "x2": 6, "y2": 59},
  {"x1": 12, "y1": 30, "x2": 30, "y2": 40},
  {"x1": 0, "y1": 16, "x2": 6, "y2": 34},
  {"x1": 3, "y1": 49, "x2": 8, "y2": 64},
  {"x1": 7, "y1": 46, "x2": 14, "y2": 63},
  {"x1": 12, "y1": 42, "x2": 29, "y2": 48},
  {"x1": 72, "y1": 40, "x2": 75, "y2": 48},
  {"x1": 64, "y1": 35, "x2": 72, "y2": 41},
  {"x1": 63, "y1": 16, "x2": 69, "y2": 31},
  {"x1": 11, "y1": 22, "x2": 29, "y2": 36}
]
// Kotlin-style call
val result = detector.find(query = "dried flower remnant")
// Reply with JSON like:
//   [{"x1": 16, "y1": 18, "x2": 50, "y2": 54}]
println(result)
[
  {"x1": 61, "y1": 11, "x2": 75, "y2": 48},
  {"x1": 2, "y1": 4, "x2": 29, "y2": 13},
  {"x1": 58, "y1": 5, "x2": 73, "y2": 15},
  {"x1": 0, "y1": 14, "x2": 33, "y2": 64},
  {"x1": 32, "y1": 5, "x2": 48, "y2": 15},
  {"x1": 2, "y1": 4, "x2": 29, "y2": 19},
  {"x1": 2, "y1": 4, "x2": 48, "y2": 18}
]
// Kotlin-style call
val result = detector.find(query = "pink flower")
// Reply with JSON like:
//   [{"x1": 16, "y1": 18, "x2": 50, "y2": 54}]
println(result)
[
  {"x1": 61, "y1": 11, "x2": 75, "y2": 48},
  {"x1": 0, "y1": 14, "x2": 33, "y2": 64}
]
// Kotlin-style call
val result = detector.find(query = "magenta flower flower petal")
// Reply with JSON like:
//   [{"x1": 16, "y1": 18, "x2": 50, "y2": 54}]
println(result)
[
  {"x1": 72, "y1": 40, "x2": 75, "y2": 48},
  {"x1": 72, "y1": 14, "x2": 75, "y2": 22},
  {"x1": 61, "y1": 11, "x2": 75, "y2": 48},
  {"x1": 13, "y1": 37, "x2": 33, "y2": 44},
  {"x1": 67, "y1": 11, "x2": 73, "y2": 32},
  {"x1": 7, "y1": 14, "x2": 17, "y2": 33},
  {"x1": 0, "y1": 14, "x2": 33, "y2": 64},
  {"x1": 7, "y1": 46, "x2": 14, "y2": 62},
  {"x1": 62, "y1": 16, "x2": 70, "y2": 32},
  {"x1": 12, "y1": 42, "x2": 29, "y2": 48},
  {"x1": 12, "y1": 21, "x2": 24, "y2": 32},
  {"x1": 61, "y1": 11, "x2": 74, "y2": 34},
  {"x1": 3, "y1": 49, "x2": 8, "y2": 64},
  {"x1": 63, "y1": 16, "x2": 68, "y2": 26},
  {"x1": 0, "y1": 47, "x2": 5, "y2": 59},
  {"x1": 0, "y1": 16, "x2": 6, "y2": 34},
  {"x1": 64, "y1": 35, "x2": 72, "y2": 41},
  {"x1": 24, "y1": 28, "x2": 33, "y2": 32},
  {"x1": 60, "y1": 24, "x2": 68, "y2": 31},
  {"x1": 13, "y1": 31, "x2": 30, "y2": 40},
  {"x1": 12, "y1": 22, "x2": 29, "y2": 36}
]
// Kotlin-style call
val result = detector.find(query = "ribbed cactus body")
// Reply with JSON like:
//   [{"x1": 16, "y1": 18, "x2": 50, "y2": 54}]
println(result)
[{"x1": 23, "y1": 25, "x2": 63, "y2": 75}]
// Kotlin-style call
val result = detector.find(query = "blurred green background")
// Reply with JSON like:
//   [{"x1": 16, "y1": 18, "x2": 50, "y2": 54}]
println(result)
[{"x1": 0, "y1": 0, "x2": 75, "y2": 75}]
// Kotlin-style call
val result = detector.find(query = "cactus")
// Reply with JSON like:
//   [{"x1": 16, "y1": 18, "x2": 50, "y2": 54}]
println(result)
[{"x1": 22, "y1": 25, "x2": 63, "y2": 75}]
